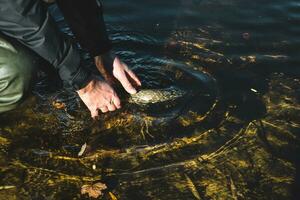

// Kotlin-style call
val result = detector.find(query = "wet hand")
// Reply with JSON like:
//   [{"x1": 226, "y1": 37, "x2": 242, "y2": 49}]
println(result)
[
  {"x1": 77, "y1": 79, "x2": 121, "y2": 118},
  {"x1": 94, "y1": 52, "x2": 142, "y2": 94},
  {"x1": 112, "y1": 56, "x2": 142, "y2": 94}
]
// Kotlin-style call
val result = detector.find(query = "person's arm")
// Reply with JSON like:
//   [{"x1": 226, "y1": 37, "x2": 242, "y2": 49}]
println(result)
[
  {"x1": 57, "y1": 0, "x2": 142, "y2": 94},
  {"x1": 0, "y1": 0, "x2": 90, "y2": 90},
  {"x1": 0, "y1": 0, "x2": 123, "y2": 118},
  {"x1": 56, "y1": 0, "x2": 112, "y2": 57}
]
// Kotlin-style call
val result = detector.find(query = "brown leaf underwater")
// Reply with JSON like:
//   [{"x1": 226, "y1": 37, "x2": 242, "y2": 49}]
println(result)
[{"x1": 81, "y1": 182, "x2": 107, "y2": 198}]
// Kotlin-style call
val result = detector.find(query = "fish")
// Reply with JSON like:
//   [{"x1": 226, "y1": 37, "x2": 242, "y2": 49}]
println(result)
[{"x1": 128, "y1": 86, "x2": 187, "y2": 105}]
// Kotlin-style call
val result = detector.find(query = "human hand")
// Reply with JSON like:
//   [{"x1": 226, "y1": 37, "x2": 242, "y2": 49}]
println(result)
[
  {"x1": 94, "y1": 52, "x2": 141, "y2": 94},
  {"x1": 77, "y1": 78, "x2": 121, "y2": 118}
]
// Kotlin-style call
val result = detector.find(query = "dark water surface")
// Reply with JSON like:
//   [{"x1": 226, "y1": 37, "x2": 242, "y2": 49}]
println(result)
[{"x1": 0, "y1": 0, "x2": 300, "y2": 199}]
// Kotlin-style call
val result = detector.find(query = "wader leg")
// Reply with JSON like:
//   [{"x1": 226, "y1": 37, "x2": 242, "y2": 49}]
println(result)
[{"x1": 0, "y1": 35, "x2": 37, "y2": 113}]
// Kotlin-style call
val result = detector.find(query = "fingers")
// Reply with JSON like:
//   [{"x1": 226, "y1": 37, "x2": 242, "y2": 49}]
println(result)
[
  {"x1": 107, "y1": 93, "x2": 121, "y2": 111},
  {"x1": 99, "y1": 106, "x2": 109, "y2": 113},
  {"x1": 91, "y1": 109, "x2": 99, "y2": 119},
  {"x1": 112, "y1": 95, "x2": 121, "y2": 109},
  {"x1": 126, "y1": 68, "x2": 142, "y2": 86},
  {"x1": 78, "y1": 79, "x2": 123, "y2": 118},
  {"x1": 117, "y1": 72, "x2": 137, "y2": 94},
  {"x1": 113, "y1": 58, "x2": 140, "y2": 94},
  {"x1": 91, "y1": 106, "x2": 107, "y2": 119},
  {"x1": 90, "y1": 96, "x2": 121, "y2": 118},
  {"x1": 107, "y1": 103, "x2": 116, "y2": 111}
]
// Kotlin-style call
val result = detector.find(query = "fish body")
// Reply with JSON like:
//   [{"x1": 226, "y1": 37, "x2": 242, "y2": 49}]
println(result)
[{"x1": 128, "y1": 86, "x2": 187, "y2": 105}]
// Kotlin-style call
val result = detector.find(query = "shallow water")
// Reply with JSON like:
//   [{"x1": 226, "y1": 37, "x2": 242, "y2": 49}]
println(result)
[{"x1": 0, "y1": 0, "x2": 300, "y2": 199}]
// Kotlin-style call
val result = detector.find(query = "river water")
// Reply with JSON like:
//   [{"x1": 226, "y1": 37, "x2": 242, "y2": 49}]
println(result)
[{"x1": 0, "y1": 0, "x2": 299, "y2": 199}]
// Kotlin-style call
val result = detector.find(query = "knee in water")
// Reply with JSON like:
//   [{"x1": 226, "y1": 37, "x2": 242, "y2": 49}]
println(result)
[{"x1": 0, "y1": 49, "x2": 34, "y2": 112}]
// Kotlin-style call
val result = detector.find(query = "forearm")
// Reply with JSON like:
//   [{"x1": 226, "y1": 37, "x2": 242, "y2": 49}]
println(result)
[
  {"x1": 0, "y1": 0, "x2": 90, "y2": 90},
  {"x1": 56, "y1": 0, "x2": 112, "y2": 57}
]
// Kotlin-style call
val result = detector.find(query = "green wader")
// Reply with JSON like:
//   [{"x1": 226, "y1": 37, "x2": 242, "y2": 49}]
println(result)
[{"x1": 0, "y1": 35, "x2": 37, "y2": 113}]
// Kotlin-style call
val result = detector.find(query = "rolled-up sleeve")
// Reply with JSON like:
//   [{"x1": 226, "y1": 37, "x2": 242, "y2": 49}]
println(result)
[
  {"x1": 0, "y1": 0, "x2": 91, "y2": 90},
  {"x1": 56, "y1": 0, "x2": 112, "y2": 57}
]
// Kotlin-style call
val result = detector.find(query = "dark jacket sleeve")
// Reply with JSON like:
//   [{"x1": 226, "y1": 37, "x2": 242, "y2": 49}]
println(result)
[
  {"x1": 0, "y1": 0, "x2": 91, "y2": 90},
  {"x1": 56, "y1": 0, "x2": 112, "y2": 57}
]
